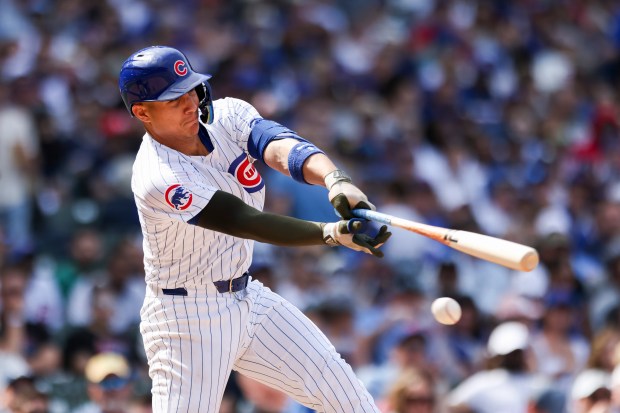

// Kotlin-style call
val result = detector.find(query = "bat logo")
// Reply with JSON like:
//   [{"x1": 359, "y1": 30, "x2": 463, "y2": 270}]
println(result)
[
  {"x1": 174, "y1": 60, "x2": 188, "y2": 76},
  {"x1": 445, "y1": 230, "x2": 459, "y2": 243},
  {"x1": 228, "y1": 154, "x2": 264, "y2": 193},
  {"x1": 165, "y1": 184, "x2": 193, "y2": 210}
]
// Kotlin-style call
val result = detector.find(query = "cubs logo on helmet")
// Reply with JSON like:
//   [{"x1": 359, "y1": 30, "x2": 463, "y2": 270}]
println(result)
[
  {"x1": 165, "y1": 184, "x2": 193, "y2": 210},
  {"x1": 228, "y1": 154, "x2": 264, "y2": 193},
  {"x1": 174, "y1": 60, "x2": 188, "y2": 76}
]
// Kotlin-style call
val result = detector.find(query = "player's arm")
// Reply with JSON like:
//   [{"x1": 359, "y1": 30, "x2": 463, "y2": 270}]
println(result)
[
  {"x1": 248, "y1": 119, "x2": 375, "y2": 218},
  {"x1": 259, "y1": 137, "x2": 335, "y2": 186},
  {"x1": 190, "y1": 190, "x2": 390, "y2": 257}
]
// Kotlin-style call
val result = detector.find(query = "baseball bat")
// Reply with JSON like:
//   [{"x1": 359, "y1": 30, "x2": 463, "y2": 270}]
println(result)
[{"x1": 352, "y1": 209, "x2": 539, "y2": 272}]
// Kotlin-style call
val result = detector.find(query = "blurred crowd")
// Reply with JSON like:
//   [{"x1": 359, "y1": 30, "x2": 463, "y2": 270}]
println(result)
[{"x1": 2, "y1": 0, "x2": 620, "y2": 412}]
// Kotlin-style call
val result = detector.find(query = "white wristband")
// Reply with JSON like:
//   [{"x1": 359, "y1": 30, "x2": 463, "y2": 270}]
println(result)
[
  {"x1": 321, "y1": 223, "x2": 339, "y2": 246},
  {"x1": 324, "y1": 170, "x2": 352, "y2": 190}
]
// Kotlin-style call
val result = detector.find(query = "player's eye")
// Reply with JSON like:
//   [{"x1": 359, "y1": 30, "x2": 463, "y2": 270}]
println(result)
[{"x1": 169, "y1": 92, "x2": 193, "y2": 106}]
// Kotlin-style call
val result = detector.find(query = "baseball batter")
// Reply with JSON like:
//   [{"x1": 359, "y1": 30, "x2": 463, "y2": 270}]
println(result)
[{"x1": 118, "y1": 46, "x2": 391, "y2": 412}]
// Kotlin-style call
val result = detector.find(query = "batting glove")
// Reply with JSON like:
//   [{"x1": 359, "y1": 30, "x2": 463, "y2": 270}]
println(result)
[
  {"x1": 322, "y1": 220, "x2": 391, "y2": 258},
  {"x1": 325, "y1": 170, "x2": 376, "y2": 219}
]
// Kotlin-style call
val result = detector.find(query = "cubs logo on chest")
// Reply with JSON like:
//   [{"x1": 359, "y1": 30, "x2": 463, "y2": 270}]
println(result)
[{"x1": 228, "y1": 153, "x2": 264, "y2": 193}]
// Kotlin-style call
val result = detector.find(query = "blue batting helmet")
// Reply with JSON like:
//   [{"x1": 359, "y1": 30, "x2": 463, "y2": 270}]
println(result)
[{"x1": 119, "y1": 46, "x2": 214, "y2": 124}]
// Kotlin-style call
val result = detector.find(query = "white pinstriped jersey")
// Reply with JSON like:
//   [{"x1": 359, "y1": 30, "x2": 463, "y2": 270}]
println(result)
[
  {"x1": 132, "y1": 97, "x2": 266, "y2": 287},
  {"x1": 134, "y1": 96, "x2": 381, "y2": 413}
]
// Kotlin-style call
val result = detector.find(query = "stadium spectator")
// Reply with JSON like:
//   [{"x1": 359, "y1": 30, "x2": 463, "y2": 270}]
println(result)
[
  {"x1": 570, "y1": 369, "x2": 612, "y2": 413},
  {"x1": 431, "y1": 295, "x2": 488, "y2": 387},
  {"x1": 73, "y1": 352, "x2": 133, "y2": 413},
  {"x1": 586, "y1": 327, "x2": 620, "y2": 374},
  {"x1": 2, "y1": 376, "x2": 48, "y2": 413},
  {"x1": 529, "y1": 291, "x2": 590, "y2": 394},
  {"x1": 611, "y1": 364, "x2": 620, "y2": 413},
  {"x1": 380, "y1": 368, "x2": 443, "y2": 413},
  {"x1": 357, "y1": 329, "x2": 430, "y2": 401},
  {"x1": 53, "y1": 229, "x2": 105, "y2": 301},
  {"x1": 446, "y1": 321, "x2": 549, "y2": 413},
  {"x1": 0, "y1": 80, "x2": 39, "y2": 256},
  {"x1": 66, "y1": 241, "x2": 144, "y2": 336}
]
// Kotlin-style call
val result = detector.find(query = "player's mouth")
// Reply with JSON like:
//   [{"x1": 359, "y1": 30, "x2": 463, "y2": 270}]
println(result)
[{"x1": 184, "y1": 117, "x2": 198, "y2": 127}]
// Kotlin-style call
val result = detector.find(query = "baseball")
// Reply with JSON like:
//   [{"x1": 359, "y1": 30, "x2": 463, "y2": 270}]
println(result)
[{"x1": 431, "y1": 297, "x2": 462, "y2": 325}]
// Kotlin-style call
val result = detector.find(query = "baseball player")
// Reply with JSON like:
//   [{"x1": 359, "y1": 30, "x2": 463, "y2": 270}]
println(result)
[{"x1": 118, "y1": 46, "x2": 391, "y2": 412}]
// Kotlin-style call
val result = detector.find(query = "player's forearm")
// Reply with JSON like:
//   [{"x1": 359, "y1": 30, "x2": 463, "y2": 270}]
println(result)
[
  {"x1": 300, "y1": 152, "x2": 338, "y2": 186},
  {"x1": 194, "y1": 190, "x2": 325, "y2": 246},
  {"x1": 263, "y1": 138, "x2": 337, "y2": 186},
  {"x1": 229, "y1": 210, "x2": 325, "y2": 246}
]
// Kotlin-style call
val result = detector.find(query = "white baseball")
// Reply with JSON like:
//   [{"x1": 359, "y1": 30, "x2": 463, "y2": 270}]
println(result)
[{"x1": 431, "y1": 297, "x2": 462, "y2": 325}]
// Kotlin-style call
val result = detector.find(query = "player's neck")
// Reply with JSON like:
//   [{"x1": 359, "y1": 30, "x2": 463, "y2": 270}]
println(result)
[{"x1": 173, "y1": 136, "x2": 210, "y2": 156}]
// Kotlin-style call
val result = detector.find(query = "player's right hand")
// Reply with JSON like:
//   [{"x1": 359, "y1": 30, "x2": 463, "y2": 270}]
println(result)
[
  {"x1": 322, "y1": 220, "x2": 391, "y2": 258},
  {"x1": 324, "y1": 169, "x2": 376, "y2": 219}
]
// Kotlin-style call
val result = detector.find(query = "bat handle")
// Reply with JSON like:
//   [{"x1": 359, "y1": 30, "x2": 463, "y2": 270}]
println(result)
[
  {"x1": 351, "y1": 209, "x2": 392, "y2": 226},
  {"x1": 346, "y1": 218, "x2": 367, "y2": 233}
]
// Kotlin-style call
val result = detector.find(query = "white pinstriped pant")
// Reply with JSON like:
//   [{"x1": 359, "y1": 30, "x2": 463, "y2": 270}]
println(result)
[{"x1": 140, "y1": 279, "x2": 379, "y2": 412}]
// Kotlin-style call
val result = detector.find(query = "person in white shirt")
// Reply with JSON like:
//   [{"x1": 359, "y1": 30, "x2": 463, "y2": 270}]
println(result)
[
  {"x1": 0, "y1": 82, "x2": 39, "y2": 254},
  {"x1": 447, "y1": 321, "x2": 549, "y2": 413}
]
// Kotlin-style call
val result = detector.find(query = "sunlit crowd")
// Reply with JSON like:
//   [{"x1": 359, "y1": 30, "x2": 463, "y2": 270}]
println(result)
[{"x1": 2, "y1": 0, "x2": 620, "y2": 412}]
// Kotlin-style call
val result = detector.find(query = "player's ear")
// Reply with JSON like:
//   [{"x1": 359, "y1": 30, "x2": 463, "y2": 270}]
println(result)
[{"x1": 132, "y1": 103, "x2": 150, "y2": 122}]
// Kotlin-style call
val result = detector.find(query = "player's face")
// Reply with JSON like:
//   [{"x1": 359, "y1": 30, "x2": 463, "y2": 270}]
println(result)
[{"x1": 136, "y1": 90, "x2": 200, "y2": 139}]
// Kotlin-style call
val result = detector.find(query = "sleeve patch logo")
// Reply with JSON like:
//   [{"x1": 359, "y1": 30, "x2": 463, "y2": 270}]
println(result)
[
  {"x1": 228, "y1": 154, "x2": 264, "y2": 193},
  {"x1": 165, "y1": 184, "x2": 193, "y2": 210}
]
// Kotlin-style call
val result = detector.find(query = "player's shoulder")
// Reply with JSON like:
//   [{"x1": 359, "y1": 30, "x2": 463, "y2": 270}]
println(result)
[
  {"x1": 213, "y1": 97, "x2": 260, "y2": 122},
  {"x1": 213, "y1": 96, "x2": 254, "y2": 111},
  {"x1": 133, "y1": 134, "x2": 164, "y2": 168},
  {"x1": 135, "y1": 133, "x2": 181, "y2": 162},
  {"x1": 132, "y1": 135, "x2": 180, "y2": 193}
]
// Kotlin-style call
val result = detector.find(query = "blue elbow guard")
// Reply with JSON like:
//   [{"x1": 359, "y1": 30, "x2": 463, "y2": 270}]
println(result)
[
  {"x1": 288, "y1": 142, "x2": 324, "y2": 184},
  {"x1": 248, "y1": 119, "x2": 308, "y2": 162}
]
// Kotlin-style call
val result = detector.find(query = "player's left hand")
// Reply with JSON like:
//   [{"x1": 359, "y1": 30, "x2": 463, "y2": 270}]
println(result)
[
  {"x1": 322, "y1": 220, "x2": 391, "y2": 258},
  {"x1": 325, "y1": 170, "x2": 376, "y2": 219}
]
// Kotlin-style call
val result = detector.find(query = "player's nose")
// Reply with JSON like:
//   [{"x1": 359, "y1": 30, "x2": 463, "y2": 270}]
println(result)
[{"x1": 180, "y1": 90, "x2": 199, "y2": 112}]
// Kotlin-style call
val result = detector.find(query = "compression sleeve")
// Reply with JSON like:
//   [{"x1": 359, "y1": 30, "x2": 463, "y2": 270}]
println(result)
[{"x1": 191, "y1": 190, "x2": 325, "y2": 246}]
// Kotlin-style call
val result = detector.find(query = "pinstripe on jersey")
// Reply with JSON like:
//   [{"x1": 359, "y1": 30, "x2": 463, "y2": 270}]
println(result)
[
  {"x1": 140, "y1": 280, "x2": 380, "y2": 412},
  {"x1": 132, "y1": 97, "x2": 265, "y2": 287},
  {"x1": 134, "y1": 97, "x2": 380, "y2": 412}
]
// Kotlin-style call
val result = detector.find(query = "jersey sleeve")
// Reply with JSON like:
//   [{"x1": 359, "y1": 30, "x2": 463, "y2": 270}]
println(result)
[{"x1": 133, "y1": 158, "x2": 217, "y2": 224}]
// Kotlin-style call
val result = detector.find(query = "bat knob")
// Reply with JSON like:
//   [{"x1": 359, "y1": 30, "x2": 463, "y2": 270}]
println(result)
[{"x1": 346, "y1": 218, "x2": 367, "y2": 234}]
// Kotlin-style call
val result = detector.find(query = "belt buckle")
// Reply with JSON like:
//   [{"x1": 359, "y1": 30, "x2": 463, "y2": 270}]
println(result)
[{"x1": 229, "y1": 277, "x2": 234, "y2": 293}]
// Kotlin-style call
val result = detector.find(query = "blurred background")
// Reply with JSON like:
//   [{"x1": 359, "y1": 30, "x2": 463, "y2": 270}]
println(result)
[{"x1": 1, "y1": 0, "x2": 620, "y2": 412}]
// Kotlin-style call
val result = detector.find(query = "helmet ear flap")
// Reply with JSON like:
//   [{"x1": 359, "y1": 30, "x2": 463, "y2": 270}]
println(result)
[{"x1": 196, "y1": 81, "x2": 214, "y2": 124}]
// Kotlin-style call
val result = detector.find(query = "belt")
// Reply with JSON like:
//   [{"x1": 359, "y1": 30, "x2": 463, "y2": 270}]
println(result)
[
  {"x1": 213, "y1": 272, "x2": 250, "y2": 293},
  {"x1": 162, "y1": 272, "x2": 250, "y2": 296}
]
